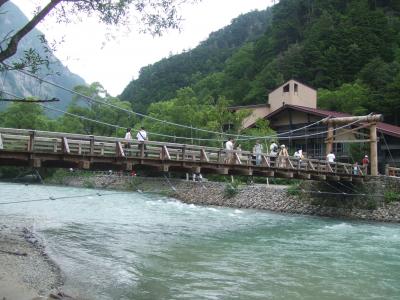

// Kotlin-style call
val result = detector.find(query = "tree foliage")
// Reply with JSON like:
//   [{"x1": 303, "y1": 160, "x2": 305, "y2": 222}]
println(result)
[{"x1": 120, "y1": 0, "x2": 400, "y2": 125}]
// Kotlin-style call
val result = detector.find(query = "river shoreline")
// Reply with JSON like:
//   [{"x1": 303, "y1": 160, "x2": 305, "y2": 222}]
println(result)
[
  {"x1": 0, "y1": 214, "x2": 66, "y2": 300},
  {"x1": 47, "y1": 174, "x2": 400, "y2": 223}
]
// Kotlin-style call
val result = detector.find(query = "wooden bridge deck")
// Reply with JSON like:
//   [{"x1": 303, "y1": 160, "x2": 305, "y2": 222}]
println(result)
[{"x1": 0, "y1": 128, "x2": 365, "y2": 182}]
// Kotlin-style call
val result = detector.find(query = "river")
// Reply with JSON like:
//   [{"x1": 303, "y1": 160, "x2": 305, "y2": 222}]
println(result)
[{"x1": 0, "y1": 183, "x2": 399, "y2": 299}]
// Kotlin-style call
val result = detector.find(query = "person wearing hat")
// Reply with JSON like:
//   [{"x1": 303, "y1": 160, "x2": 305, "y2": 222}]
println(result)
[
  {"x1": 362, "y1": 155, "x2": 369, "y2": 174},
  {"x1": 278, "y1": 144, "x2": 289, "y2": 168}
]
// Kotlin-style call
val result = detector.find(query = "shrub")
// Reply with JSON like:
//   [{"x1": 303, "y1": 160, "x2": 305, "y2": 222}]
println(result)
[
  {"x1": 45, "y1": 168, "x2": 70, "y2": 184},
  {"x1": 287, "y1": 183, "x2": 301, "y2": 196},
  {"x1": 365, "y1": 198, "x2": 378, "y2": 210},
  {"x1": 224, "y1": 180, "x2": 240, "y2": 198},
  {"x1": 83, "y1": 179, "x2": 95, "y2": 189},
  {"x1": 384, "y1": 191, "x2": 400, "y2": 203}
]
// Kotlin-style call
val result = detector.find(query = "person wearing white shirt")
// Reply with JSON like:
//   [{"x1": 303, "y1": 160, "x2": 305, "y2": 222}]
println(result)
[
  {"x1": 124, "y1": 128, "x2": 132, "y2": 148},
  {"x1": 137, "y1": 127, "x2": 148, "y2": 156},
  {"x1": 137, "y1": 127, "x2": 148, "y2": 141},
  {"x1": 269, "y1": 142, "x2": 278, "y2": 156},
  {"x1": 225, "y1": 138, "x2": 234, "y2": 163},
  {"x1": 326, "y1": 151, "x2": 336, "y2": 163}
]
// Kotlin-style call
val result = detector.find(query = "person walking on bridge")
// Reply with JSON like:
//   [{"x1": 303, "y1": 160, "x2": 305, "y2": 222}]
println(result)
[
  {"x1": 326, "y1": 151, "x2": 336, "y2": 163},
  {"x1": 278, "y1": 144, "x2": 289, "y2": 168},
  {"x1": 362, "y1": 155, "x2": 369, "y2": 175},
  {"x1": 124, "y1": 128, "x2": 132, "y2": 149},
  {"x1": 137, "y1": 127, "x2": 148, "y2": 156},
  {"x1": 225, "y1": 137, "x2": 234, "y2": 164},
  {"x1": 269, "y1": 141, "x2": 278, "y2": 166},
  {"x1": 253, "y1": 140, "x2": 263, "y2": 166}
]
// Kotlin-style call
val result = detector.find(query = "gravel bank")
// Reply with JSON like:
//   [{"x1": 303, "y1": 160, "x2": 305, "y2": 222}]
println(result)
[{"x1": 0, "y1": 215, "x2": 66, "y2": 300}]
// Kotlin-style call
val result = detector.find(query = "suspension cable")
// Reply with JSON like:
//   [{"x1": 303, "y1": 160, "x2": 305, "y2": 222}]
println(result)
[
  {"x1": 381, "y1": 132, "x2": 395, "y2": 164},
  {"x1": 0, "y1": 192, "x2": 129, "y2": 205},
  {"x1": 0, "y1": 89, "x2": 360, "y2": 143},
  {"x1": 11, "y1": 67, "x2": 330, "y2": 140}
]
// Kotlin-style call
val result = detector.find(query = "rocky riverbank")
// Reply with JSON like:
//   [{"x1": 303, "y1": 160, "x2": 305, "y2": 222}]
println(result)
[
  {"x1": 48, "y1": 173, "x2": 400, "y2": 223},
  {"x1": 0, "y1": 215, "x2": 75, "y2": 300}
]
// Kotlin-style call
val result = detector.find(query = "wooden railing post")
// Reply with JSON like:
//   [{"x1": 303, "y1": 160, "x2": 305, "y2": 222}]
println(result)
[
  {"x1": 62, "y1": 137, "x2": 70, "y2": 154},
  {"x1": 161, "y1": 145, "x2": 171, "y2": 160},
  {"x1": 0, "y1": 133, "x2": 3, "y2": 150},
  {"x1": 89, "y1": 135, "x2": 95, "y2": 155},
  {"x1": 182, "y1": 145, "x2": 186, "y2": 160},
  {"x1": 217, "y1": 150, "x2": 222, "y2": 163},
  {"x1": 52, "y1": 138, "x2": 58, "y2": 153},
  {"x1": 27, "y1": 130, "x2": 35, "y2": 151},
  {"x1": 139, "y1": 142, "x2": 145, "y2": 158},
  {"x1": 116, "y1": 141, "x2": 125, "y2": 157},
  {"x1": 200, "y1": 148, "x2": 209, "y2": 162}
]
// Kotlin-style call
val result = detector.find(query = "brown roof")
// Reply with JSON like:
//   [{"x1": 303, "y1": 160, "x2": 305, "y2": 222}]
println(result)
[
  {"x1": 376, "y1": 122, "x2": 400, "y2": 138},
  {"x1": 228, "y1": 104, "x2": 269, "y2": 111},
  {"x1": 264, "y1": 104, "x2": 400, "y2": 138},
  {"x1": 266, "y1": 104, "x2": 351, "y2": 119}
]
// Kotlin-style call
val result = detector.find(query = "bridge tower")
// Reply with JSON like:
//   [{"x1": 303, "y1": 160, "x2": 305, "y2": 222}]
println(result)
[{"x1": 323, "y1": 114, "x2": 383, "y2": 176}]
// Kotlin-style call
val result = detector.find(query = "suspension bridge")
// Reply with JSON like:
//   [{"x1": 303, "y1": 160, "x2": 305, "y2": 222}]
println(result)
[
  {"x1": 1, "y1": 68, "x2": 400, "y2": 182},
  {"x1": 0, "y1": 127, "x2": 369, "y2": 182}
]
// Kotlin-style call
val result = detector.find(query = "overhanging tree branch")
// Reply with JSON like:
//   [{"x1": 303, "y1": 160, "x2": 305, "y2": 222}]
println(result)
[
  {"x1": 0, "y1": 0, "x2": 62, "y2": 63},
  {"x1": 0, "y1": 0, "x2": 199, "y2": 70}
]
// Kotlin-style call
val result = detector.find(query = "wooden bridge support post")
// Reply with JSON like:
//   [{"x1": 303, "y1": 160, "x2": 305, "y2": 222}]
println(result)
[
  {"x1": 326, "y1": 123, "x2": 334, "y2": 156},
  {"x1": 370, "y1": 123, "x2": 378, "y2": 176}
]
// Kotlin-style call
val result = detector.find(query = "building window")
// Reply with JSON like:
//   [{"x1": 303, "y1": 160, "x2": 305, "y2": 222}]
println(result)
[
  {"x1": 294, "y1": 83, "x2": 298, "y2": 94},
  {"x1": 311, "y1": 143, "x2": 323, "y2": 159},
  {"x1": 336, "y1": 143, "x2": 344, "y2": 155},
  {"x1": 283, "y1": 84, "x2": 290, "y2": 93}
]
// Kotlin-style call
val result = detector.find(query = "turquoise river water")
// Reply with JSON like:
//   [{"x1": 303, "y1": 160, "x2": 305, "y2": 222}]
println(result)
[{"x1": 0, "y1": 183, "x2": 399, "y2": 300}]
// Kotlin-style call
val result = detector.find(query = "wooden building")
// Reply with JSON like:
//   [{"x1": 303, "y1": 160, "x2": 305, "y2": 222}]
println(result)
[{"x1": 230, "y1": 79, "x2": 400, "y2": 171}]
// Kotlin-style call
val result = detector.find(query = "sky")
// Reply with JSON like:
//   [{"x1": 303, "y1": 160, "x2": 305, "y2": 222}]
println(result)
[{"x1": 12, "y1": 0, "x2": 274, "y2": 96}]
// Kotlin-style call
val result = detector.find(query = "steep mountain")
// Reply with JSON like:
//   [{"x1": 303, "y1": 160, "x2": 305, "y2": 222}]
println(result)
[
  {"x1": 0, "y1": 1, "x2": 85, "y2": 114},
  {"x1": 119, "y1": 8, "x2": 272, "y2": 113},
  {"x1": 120, "y1": 0, "x2": 400, "y2": 125}
]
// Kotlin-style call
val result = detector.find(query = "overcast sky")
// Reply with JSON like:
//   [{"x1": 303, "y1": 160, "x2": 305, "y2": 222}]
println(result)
[{"x1": 12, "y1": 0, "x2": 274, "y2": 96}]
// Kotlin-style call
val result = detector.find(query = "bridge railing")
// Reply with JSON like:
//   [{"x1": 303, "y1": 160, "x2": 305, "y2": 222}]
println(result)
[
  {"x1": 0, "y1": 127, "x2": 361, "y2": 176},
  {"x1": 385, "y1": 165, "x2": 400, "y2": 177}
]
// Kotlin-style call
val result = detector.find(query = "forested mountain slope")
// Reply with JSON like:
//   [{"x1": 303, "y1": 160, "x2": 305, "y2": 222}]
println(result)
[
  {"x1": 0, "y1": 1, "x2": 85, "y2": 113},
  {"x1": 119, "y1": 9, "x2": 272, "y2": 113},
  {"x1": 121, "y1": 0, "x2": 400, "y2": 125}
]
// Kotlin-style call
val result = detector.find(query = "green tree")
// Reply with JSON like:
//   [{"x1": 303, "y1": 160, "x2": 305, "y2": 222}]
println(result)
[
  {"x1": 58, "y1": 82, "x2": 137, "y2": 136},
  {"x1": 318, "y1": 82, "x2": 370, "y2": 115},
  {"x1": 0, "y1": 102, "x2": 50, "y2": 129}
]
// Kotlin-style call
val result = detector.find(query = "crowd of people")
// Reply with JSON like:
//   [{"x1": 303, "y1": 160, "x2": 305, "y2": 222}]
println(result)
[
  {"x1": 123, "y1": 130, "x2": 369, "y2": 174},
  {"x1": 325, "y1": 150, "x2": 369, "y2": 175},
  {"x1": 223, "y1": 138, "x2": 303, "y2": 167}
]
